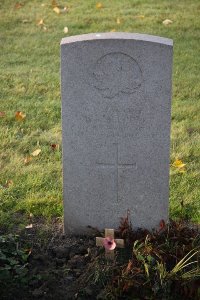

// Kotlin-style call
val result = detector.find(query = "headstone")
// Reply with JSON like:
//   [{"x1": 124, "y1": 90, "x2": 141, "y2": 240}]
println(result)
[{"x1": 61, "y1": 33, "x2": 173, "y2": 235}]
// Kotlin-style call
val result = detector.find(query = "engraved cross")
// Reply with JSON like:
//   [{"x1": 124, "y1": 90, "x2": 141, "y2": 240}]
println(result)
[{"x1": 96, "y1": 143, "x2": 136, "y2": 202}]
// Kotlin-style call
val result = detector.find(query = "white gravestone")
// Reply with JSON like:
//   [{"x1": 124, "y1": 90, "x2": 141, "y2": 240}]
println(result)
[{"x1": 61, "y1": 33, "x2": 173, "y2": 234}]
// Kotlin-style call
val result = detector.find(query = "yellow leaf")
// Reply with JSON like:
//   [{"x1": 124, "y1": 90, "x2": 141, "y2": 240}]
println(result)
[
  {"x1": 31, "y1": 149, "x2": 41, "y2": 157},
  {"x1": 15, "y1": 111, "x2": 26, "y2": 121},
  {"x1": 37, "y1": 19, "x2": 44, "y2": 26},
  {"x1": 116, "y1": 18, "x2": 121, "y2": 24},
  {"x1": 163, "y1": 19, "x2": 173, "y2": 25},
  {"x1": 172, "y1": 159, "x2": 186, "y2": 169},
  {"x1": 63, "y1": 26, "x2": 69, "y2": 33},
  {"x1": 53, "y1": 6, "x2": 60, "y2": 14},
  {"x1": 24, "y1": 156, "x2": 32, "y2": 164},
  {"x1": 110, "y1": 28, "x2": 116, "y2": 32},
  {"x1": 96, "y1": 2, "x2": 103, "y2": 9}
]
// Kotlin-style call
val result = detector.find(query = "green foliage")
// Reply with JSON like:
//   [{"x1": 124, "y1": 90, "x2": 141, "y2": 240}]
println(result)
[{"x1": 0, "y1": 234, "x2": 30, "y2": 290}]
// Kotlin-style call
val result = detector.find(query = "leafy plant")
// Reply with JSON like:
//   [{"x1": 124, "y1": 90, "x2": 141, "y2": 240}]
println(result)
[
  {"x1": 104, "y1": 220, "x2": 200, "y2": 299},
  {"x1": 0, "y1": 234, "x2": 31, "y2": 290}
]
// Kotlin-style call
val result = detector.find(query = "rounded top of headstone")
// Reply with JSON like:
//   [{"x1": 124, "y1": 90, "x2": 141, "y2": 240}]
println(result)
[{"x1": 61, "y1": 32, "x2": 173, "y2": 47}]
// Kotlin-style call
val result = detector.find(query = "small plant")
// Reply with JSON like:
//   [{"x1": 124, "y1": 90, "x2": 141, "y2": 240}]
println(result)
[
  {"x1": 103, "y1": 220, "x2": 200, "y2": 299},
  {"x1": 0, "y1": 234, "x2": 31, "y2": 293}
]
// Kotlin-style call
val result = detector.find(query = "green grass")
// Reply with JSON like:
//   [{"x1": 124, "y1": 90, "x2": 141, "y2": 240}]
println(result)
[{"x1": 0, "y1": 0, "x2": 200, "y2": 229}]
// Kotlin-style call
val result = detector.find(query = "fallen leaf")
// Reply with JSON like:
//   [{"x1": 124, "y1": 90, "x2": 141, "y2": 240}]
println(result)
[
  {"x1": 96, "y1": 2, "x2": 103, "y2": 9},
  {"x1": 125, "y1": 260, "x2": 133, "y2": 273},
  {"x1": 25, "y1": 224, "x2": 33, "y2": 229},
  {"x1": 110, "y1": 29, "x2": 116, "y2": 32},
  {"x1": 14, "y1": 2, "x2": 24, "y2": 9},
  {"x1": 22, "y1": 19, "x2": 30, "y2": 23},
  {"x1": 37, "y1": 19, "x2": 44, "y2": 26},
  {"x1": 52, "y1": 0, "x2": 58, "y2": 7},
  {"x1": 53, "y1": 6, "x2": 60, "y2": 14},
  {"x1": 0, "y1": 111, "x2": 5, "y2": 117},
  {"x1": 163, "y1": 19, "x2": 173, "y2": 25},
  {"x1": 116, "y1": 18, "x2": 121, "y2": 24},
  {"x1": 4, "y1": 180, "x2": 13, "y2": 188},
  {"x1": 51, "y1": 144, "x2": 59, "y2": 150},
  {"x1": 15, "y1": 111, "x2": 26, "y2": 121},
  {"x1": 24, "y1": 156, "x2": 32, "y2": 164},
  {"x1": 172, "y1": 159, "x2": 186, "y2": 169},
  {"x1": 31, "y1": 149, "x2": 41, "y2": 157},
  {"x1": 63, "y1": 26, "x2": 69, "y2": 33},
  {"x1": 37, "y1": 20, "x2": 47, "y2": 31}
]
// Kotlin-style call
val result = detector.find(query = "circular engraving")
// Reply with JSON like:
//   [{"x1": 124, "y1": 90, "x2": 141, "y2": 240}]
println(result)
[{"x1": 91, "y1": 52, "x2": 142, "y2": 98}]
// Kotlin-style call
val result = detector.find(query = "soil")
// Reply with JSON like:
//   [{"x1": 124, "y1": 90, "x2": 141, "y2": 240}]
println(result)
[
  {"x1": 1, "y1": 217, "x2": 199, "y2": 300},
  {"x1": 1, "y1": 218, "x2": 109, "y2": 300}
]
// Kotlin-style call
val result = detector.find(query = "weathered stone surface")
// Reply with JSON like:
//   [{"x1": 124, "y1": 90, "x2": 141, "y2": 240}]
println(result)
[{"x1": 61, "y1": 32, "x2": 173, "y2": 234}]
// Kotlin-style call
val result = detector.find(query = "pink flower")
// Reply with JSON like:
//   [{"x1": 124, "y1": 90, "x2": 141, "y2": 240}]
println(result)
[{"x1": 103, "y1": 237, "x2": 116, "y2": 250}]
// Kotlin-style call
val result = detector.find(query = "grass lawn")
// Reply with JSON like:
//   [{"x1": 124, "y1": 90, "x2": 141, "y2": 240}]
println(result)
[{"x1": 0, "y1": 0, "x2": 200, "y2": 230}]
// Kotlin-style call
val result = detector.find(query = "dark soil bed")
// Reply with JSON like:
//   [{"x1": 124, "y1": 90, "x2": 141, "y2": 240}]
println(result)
[{"x1": 0, "y1": 217, "x2": 199, "y2": 300}]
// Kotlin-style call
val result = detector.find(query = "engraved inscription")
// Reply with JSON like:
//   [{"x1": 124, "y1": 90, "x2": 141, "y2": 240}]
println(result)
[{"x1": 91, "y1": 52, "x2": 142, "y2": 98}]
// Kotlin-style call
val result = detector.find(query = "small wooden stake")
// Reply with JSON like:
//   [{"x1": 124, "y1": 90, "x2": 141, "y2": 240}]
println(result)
[{"x1": 96, "y1": 228, "x2": 124, "y2": 260}]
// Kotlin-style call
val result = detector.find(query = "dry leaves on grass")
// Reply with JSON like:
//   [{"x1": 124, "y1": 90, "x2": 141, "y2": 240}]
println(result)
[
  {"x1": 4, "y1": 180, "x2": 13, "y2": 188},
  {"x1": 172, "y1": 159, "x2": 186, "y2": 173},
  {"x1": 163, "y1": 19, "x2": 173, "y2": 25},
  {"x1": 0, "y1": 112, "x2": 5, "y2": 117},
  {"x1": 63, "y1": 26, "x2": 69, "y2": 33},
  {"x1": 96, "y1": 2, "x2": 103, "y2": 9},
  {"x1": 53, "y1": 6, "x2": 60, "y2": 14},
  {"x1": 52, "y1": 0, "x2": 58, "y2": 7},
  {"x1": 14, "y1": 2, "x2": 24, "y2": 9},
  {"x1": 37, "y1": 19, "x2": 45, "y2": 26},
  {"x1": 24, "y1": 156, "x2": 32, "y2": 164},
  {"x1": 31, "y1": 149, "x2": 41, "y2": 157},
  {"x1": 52, "y1": 0, "x2": 68, "y2": 14},
  {"x1": 51, "y1": 144, "x2": 59, "y2": 151},
  {"x1": 15, "y1": 111, "x2": 26, "y2": 121},
  {"x1": 37, "y1": 19, "x2": 47, "y2": 31}
]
